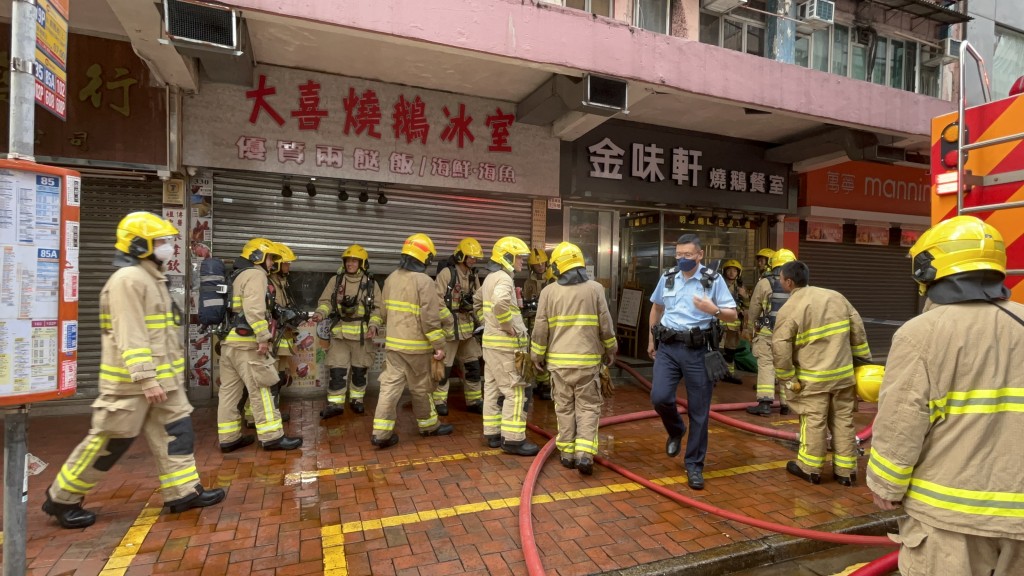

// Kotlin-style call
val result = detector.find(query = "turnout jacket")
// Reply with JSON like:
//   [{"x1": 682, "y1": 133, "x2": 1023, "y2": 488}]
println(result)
[
  {"x1": 867, "y1": 300, "x2": 1024, "y2": 539},
  {"x1": 98, "y1": 259, "x2": 185, "y2": 395},
  {"x1": 474, "y1": 268, "x2": 528, "y2": 351},
  {"x1": 224, "y1": 266, "x2": 273, "y2": 348},
  {"x1": 435, "y1": 264, "x2": 481, "y2": 341},
  {"x1": 771, "y1": 286, "x2": 871, "y2": 392},
  {"x1": 380, "y1": 268, "x2": 446, "y2": 354},
  {"x1": 530, "y1": 280, "x2": 617, "y2": 369},
  {"x1": 522, "y1": 271, "x2": 548, "y2": 302},
  {"x1": 315, "y1": 271, "x2": 383, "y2": 341},
  {"x1": 270, "y1": 272, "x2": 296, "y2": 355}
]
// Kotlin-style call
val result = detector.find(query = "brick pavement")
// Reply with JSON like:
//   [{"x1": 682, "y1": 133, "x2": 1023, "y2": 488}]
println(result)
[{"x1": 0, "y1": 368, "x2": 886, "y2": 576}]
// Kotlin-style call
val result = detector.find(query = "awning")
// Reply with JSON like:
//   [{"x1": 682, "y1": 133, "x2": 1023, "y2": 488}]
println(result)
[{"x1": 869, "y1": 0, "x2": 972, "y2": 25}]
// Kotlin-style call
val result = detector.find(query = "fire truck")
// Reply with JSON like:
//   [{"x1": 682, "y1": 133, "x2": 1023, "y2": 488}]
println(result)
[{"x1": 931, "y1": 41, "x2": 1024, "y2": 303}]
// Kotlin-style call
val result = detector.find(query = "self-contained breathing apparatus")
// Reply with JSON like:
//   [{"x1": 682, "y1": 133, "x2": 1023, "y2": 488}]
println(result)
[
  {"x1": 755, "y1": 271, "x2": 789, "y2": 332},
  {"x1": 442, "y1": 264, "x2": 480, "y2": 339},
  {"x1": 204, "y1": 263, "x2": 308, "y2": 354},
  {"x1": 323, "y1": 272, "x2": 375, "y2": 344},
  {"x1": 651, "y1": 260, "x2": 729, "y2": 381}
]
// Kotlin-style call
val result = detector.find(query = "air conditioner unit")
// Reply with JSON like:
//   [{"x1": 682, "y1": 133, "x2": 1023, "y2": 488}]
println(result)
[
  {"x1": 163, "y1": 0, "x2": 242, "y2": 55},
  {"x1": 925, "y1": 37, "x2": 961, "y2": 66},
  {"x1": 702, "y1": 0, "x2": 747, "y2": 14},
  {"x1": 797, "y1": 0, "x2": 835, "y2": 33}
]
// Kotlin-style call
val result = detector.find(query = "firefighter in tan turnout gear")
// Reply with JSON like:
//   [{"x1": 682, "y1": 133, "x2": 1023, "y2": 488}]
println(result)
[
  {"x1": 719, "y1": 259, "x2": 747, "y2": 384},
  {"x1": 530, "y1": 242, "x2": 617, "y2": 475},
  {"x1": 43, "y1": 212, "x2": 225, "y2": 529},
  {"x1": 370, "y1": 234, "x2": 453, "y2": 447},
  {"x1": 217, "y1": 238, "x2": 303, "y2": 452},
  {"x1": 771, "y1": 260, "x2": 871, "y2": 486},
  {"x1": 474, "y1": 236, "x2": 539, "y2": 456},
  {"x1": 868, "y1": 216, "x2": 1024, "y2": 576},
  {"x1": 433, "y1": 237, "x2": 485, "y2": 415},
  {"x1": 522, "y1": 248, "x2": 554, "y2": 401},
  {"x1": 744, "y1": 249, "x2": 795, "y2": 416},
  {"x1": 311, "y1": 245, "x2": 383, "y2": 417}
]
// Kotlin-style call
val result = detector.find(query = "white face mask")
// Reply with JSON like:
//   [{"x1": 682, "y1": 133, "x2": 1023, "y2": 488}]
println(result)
[{"x1": 153, "y1": 242, "x2": 175, "y2": 264}]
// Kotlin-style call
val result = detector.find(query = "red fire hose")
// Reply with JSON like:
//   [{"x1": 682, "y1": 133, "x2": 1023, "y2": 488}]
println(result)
[{"x1": 848, "y1": 550, "x2": 899, "y2": 575}]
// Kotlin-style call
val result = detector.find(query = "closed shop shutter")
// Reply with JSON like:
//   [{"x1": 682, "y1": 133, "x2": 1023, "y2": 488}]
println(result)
[
  {"x1": 211, "y1": 171, "x2": 534, "y2": 274},
  {"x1": 76, "y1": 178, "x2": 164, "y2": 402},
  {"x1": 798, "y1": 241, "x2": 921, "y2": 360}
]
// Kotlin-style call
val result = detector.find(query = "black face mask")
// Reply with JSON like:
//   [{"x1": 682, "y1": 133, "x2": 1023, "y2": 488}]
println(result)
[{"x1": 677, "y1": 257, "x2": 698, "y2": 272}]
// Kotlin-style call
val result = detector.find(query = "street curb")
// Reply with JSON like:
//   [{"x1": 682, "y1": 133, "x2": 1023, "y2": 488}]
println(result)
[{"x1": 598, "y1": 510, "x2": 904, "y2": 576}]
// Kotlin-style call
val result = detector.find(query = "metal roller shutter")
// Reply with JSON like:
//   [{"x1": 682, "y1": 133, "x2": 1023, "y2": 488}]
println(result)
[
  {"x1": 76, "y1": 178, "x2": 164, "y2": 402},
  {"x1": 797, "y1": 242, "x2": 922, "y2": 360},
  {"x1": 211, "y1": 171, "x2": 534, "y2": 273}
]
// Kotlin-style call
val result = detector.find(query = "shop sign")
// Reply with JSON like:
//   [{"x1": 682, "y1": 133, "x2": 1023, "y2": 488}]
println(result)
[
  {"x1": 183, "y1": 65, "x2": 559, "y2": 197},
  {"x1": 567, "y1": 122, "x2": 792, "y2": 211},
  {"x1": 806, "y1": 221, "x2": 843, "y2": 243},
  {"x1": 35, "y1": 0, "x2": 69, "y2": 119},
  {"x1": 0, "y1": 26, "x2": 168, "y2": 166},
  {"x1": 802, "y1": 161, "x2": 929, "y2": 216}
]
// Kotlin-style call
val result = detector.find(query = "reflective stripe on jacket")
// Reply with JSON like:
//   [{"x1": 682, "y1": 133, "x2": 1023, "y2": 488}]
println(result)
[
  {"x1": 224, "y1": 267, "x2": 272, "y2": 347},
  {"x1": 475, "y1": 269, "x2": 527, "y2": 350},
  {"x1": 380, "y1": 268, "x2": 446, "y2": 354},
  {"x1": 315, "y1": 272, "x2": 383, "y2": 341},
  {"x1": 530, "y1": 280, "x2": 616, "y2": 368},
  {"x1": 435, "y1": 265, "x2": 480, "y2": 340}
]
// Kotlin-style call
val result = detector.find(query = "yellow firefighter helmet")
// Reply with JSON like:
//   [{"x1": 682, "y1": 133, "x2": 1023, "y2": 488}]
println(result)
[
  {"x1": 115, "y1": 212, "x2": 179, "y2": 258},
  {"x1": 909, "y1": 215, "x2": 1005, "y2": 294},
  {"x1": 770, "y1": 248, "x2": 797, "y2": 269},
  {"x1": 490, "y1": 236, "x2": 530, "y2": 272},
  {"x1": 854, "y1": 364, "x2": 884, "y2": 403},
  {"x1": 402, "y1": 233, "x2": 436, "y2": 265},
  {"x1": 722, "y1": 259, "x2": 743, "y2": 273},
  {"x1": 455, "y1": 237, "x2": 484, "y2": 262},
  {"x1": 528, "y1": 248, "x2": 549, "y2": 266},
  {"x1": 342, "y1": 244, "x2": 370, "y2": 270},
  {"x1": 756, "y1": 248, "x2": 776, "y2": 259},
  {"x1": 550, "y1": 242, "x2": 586, "y2": 277},
  {"x1": 274, "y1": 242, "x2": 297, "y2": 263},
  {"x1": 241, "y1": 237, "x2": 278, "y2": 264}
]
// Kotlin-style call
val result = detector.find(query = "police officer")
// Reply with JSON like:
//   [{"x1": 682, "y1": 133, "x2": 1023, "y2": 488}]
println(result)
[
  {"x1": 530, "y1": 242, "x2": 617, "y2": 475},
  {"x1": 217, "y1": 238, "x2": 302, "y2": 452},
  {"x1": 434, "y1": 238, "x2": 485, "y2": 415},
  {"x1": 719, "y1": 259, "x2": 747, "y2": 384},
  {"x1": 771, "y1": 260, "x2": 871, "y2": 486},
  {"x1": 475, "y1": 236, "x2": 538, "y2": 456},
  {"x1": 523, "y1": 248, "x2": 554, "y2": 401},
  {"x1": 744, "y1": 249, "x2": 795, "y2": 416},
  {"x1": 370, "y1": 234, "x2": 452, "y2": 447},
  {"x1": 43, "y1": 213, "x2": 225, "y2": 529},
  {"x1": 868, "y1": 216, "x2": 1024, "y2": 575},
  {"x1": 312, "y1": 245, "x2": 383, "y2": 417},
  {"x1": 648, "y1": 234, "x2": 737, "y2": 490}
]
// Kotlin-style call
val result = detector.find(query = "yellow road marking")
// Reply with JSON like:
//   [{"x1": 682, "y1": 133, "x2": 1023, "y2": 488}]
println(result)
[
  {"x1": 771, "y1": 419, "x2": 800, "y2": 426},
  {"x1": 284, "y1": 449, "x2": 504, "y2": 484},
  {"x1": 98, "y1": 505, "x2": 162, "y2": 576},
  {"x1": 322, "y1": 525, "x2": 347, "y2": 576}
]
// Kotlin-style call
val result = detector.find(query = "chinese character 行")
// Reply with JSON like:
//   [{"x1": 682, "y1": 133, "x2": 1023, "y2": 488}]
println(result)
[
  {"x1": 631, "y1": 143, "x2": 665, "y2": 183},
  {"x1": 769, "y1": 175, "x2": 786, "y2": 195},
  {"x1": 354, "y1": 148, "x2": 381, "y2": 171},
  {"x1": 235, "y1": 136, "x2": 268, "y2": 161},
  {"x1": 392, "y1": 95, "x2": 430, "y2": 144},
  {"x1": 827, "y1": 171, "x2": 840, "y2": 193},
  {"x1": 245, "y1": 74, "x2": 285, "y2": 126},
  {"x1": 315, "y1": 145, "x2": 344, "y2": 168},
  {"x1": 389, "y1": 152, "x2": 415, "y2": 175},
  {"x1": 729, "y1": 170, "x2": 748, "y2": 192},
  {"x1": 343, "y1": 88, "x2": 383, "y2": 139},
  {"x1": 588, "y1": 138, "x2": 625, "y2": 180},
  {"x1": 750, "y1": 172, "x2": 766, "y2": 193},
  {"x1": 498, "y1": 165, "x2": 516, "y2": 183},
  {"x1": 78, "y1": 64, "x2": 139, "y2": 118},
  {"x1": 291, "y1": 80, "x2": 328, "y2": 131},
  {"x1": 671, "y1": 148, "x2": 702, "y2": 186},
  {"x1": 485, "y1": 108, "x2": 515, "y2": 152},
  {"x1": 478, "y1": 162, "x2": 497, "y2": 182},
  {"x1": 708, "y1": 168, "x2": 728, "y2": 190},
  {"x1": 278, "y1": 140, "x2": 306, "y2": 164},
  {"x1": 431, "y1": 157, "x2": 452, "y2": 177},
  {"x1": 441, "y1": 103, "x2": 474, "y2": 148}
]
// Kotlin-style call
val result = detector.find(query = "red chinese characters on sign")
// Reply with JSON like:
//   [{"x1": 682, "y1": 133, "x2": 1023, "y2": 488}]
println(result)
[
  {"x1": 485, "y1": 108, "x2": 515, "y2": 152},
  {"x1": 291, "y1": 80, "x2": 328, "y2": 131},
  {"x1": 343, "y1": 88, "x2": 383, "y2": 139},
  {"x1": 393, "y1": 95, "x2": 429, "y2": 144},
  {"x1": 441, "y1": 103, "x2": 474, "y2": 148},
  {"x1": 246, "y1": 74, "x2": 285, "y2": 126}
]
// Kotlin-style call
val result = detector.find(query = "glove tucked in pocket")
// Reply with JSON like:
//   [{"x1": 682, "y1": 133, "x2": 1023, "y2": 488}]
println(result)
[
  {"x1": 599, "y1": 365, "x2": 614, "y2": 397},
  {"x1": 514, "y1": 350, "x2": 535, "y2": 382},
  {"x1": 431, "y1": 358, "x2": 446, "y2": 383},
  {"x1": 247, "y1": 357, "x2": 281, "y2": 388}
]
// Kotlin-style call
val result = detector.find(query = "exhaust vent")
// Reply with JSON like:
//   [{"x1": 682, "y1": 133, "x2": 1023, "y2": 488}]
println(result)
[{"x1": 163, "y1": 0, "x2": 240, "y2": 55}]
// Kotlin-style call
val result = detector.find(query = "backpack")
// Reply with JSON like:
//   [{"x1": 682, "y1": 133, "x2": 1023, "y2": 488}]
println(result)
[{"x1": 198, "y1": 258, "x2": 230, "y2": 328}]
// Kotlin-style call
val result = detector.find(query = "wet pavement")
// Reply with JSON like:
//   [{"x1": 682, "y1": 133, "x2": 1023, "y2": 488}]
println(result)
[{"x1": 0, "y1": 363, "x2": 900, "y2": 575}]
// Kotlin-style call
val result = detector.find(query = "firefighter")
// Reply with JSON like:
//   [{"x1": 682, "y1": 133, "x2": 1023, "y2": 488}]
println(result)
[
  {"x1": 474, "y1": 236, "x2": 539, "y2": 456},
  {"x1": 311, "y1": 245, "x2": 383, "y2": 418},
  {"x1": 217, "y1": 238, "x2": 302, "y2": 452},
  {"x1": 434, "y1": 238, "x2": 485, "y2": 415},
  {"x1": 771, "y1": 260, "x2": 871, "y2": 486},
  {"x1": 523, "y1": 247, "x2": 554, "y2": 401},
  {"x1": 743, "y1": 248, "x2": 795, "y2": 416},
  {"x1": 370, "y1": 234, "x2": 452, "y2": 447},
  {"x1": 755, "y1": 248, "x2": 775, "y2": 278},
  {"x1": 530, "y1": 242, "x2": 617, "y2": 475},
  {"x1": 868, "y1": 216, "x2": 1024, "y2": 575},
  {"x1": 719, "y1": 259, "x2": 747, "y2": 384},
  {"x1": 43, "y1": 213, "x2": 225, "y2": 529}
]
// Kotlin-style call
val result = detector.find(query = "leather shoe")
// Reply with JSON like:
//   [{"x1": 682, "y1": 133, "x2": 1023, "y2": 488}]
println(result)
[
  {"x1": 42, "y1": 493, "x2": 96, "y2": 529},
  {"x1": 220, "y1": 435, "x2": 255, "y2": 453},
  {"x1": 560, "y1": 454, "x2": 576, "y2": 469},
  {"x1": 484, "y1": 434, "x2": 502, "y2": 449},
  {"x1": 835, "y1": 472, "x2": 857, "y2": 487},
  {"x1": 320, "y1": 404, "x2": 344, "y2": 419},
  {"x1": 666, "y1": 435, "x2": 683, "y2": 458},
  {"x1": 779, "y1": 405, "x2": 791, "y2": 416},
  {"x1": 502, "y1": 440, "x2": 540, "y2": 456},
  {"x1": 465, "y1": 402, "x2": 483, "y2": 414},
  {"x1": 421, "y1": 424, "x2": 454, "y2": 437},
  {"x1": 166, "y1": 487, "x2": 226, "y2": 514},
  {"x1": 262, "y1": 436, "x2": 303, "y2": 451},
  {"x1": 721, "y1": 373, "x2": 743, "y2": 385},
  {"x1": 435, "y1": 403, "x2": 449, "y2": 416},
  {"x1": 372, "y1": 434, "x2": 399, "y2": 448},
  {"x1": 577, "y1": 456, "x2": 594, "y2": 476},
  {"x1": 686, "y1": 468, "x2": 705, "y2": 490},
  {"x1": 350, "y1": 401, "x2": 365, "y2": 415},
  {"x1": 786, "y1": 461, "x2": 821, "y2": 485}
]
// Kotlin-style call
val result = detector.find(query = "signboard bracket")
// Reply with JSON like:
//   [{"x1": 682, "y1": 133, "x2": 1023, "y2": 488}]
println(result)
[{"x1": 11, "y1": 56, "x2": 36, "y2": 74}]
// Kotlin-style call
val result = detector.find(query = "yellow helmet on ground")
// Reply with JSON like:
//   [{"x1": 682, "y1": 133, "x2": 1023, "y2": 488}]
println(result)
[
  {"x1": 274, "y1": 242, "x2": 297, "y2": 263},
  {"x1": 855, "y1": 365, "x2": 884, "y2": 403},
  {"x1": 455, "y1": 238, "x2": 484, "y2": 262},
  {"x1": 402, "y1": 233, "x2": 436, "y2": 265},
  {"x1": 910, "y1": 215, "x2": 1005, "y2": 294},
  {"x1": 550, "y1": 242, "x2": 585, "y2": 277},
  {"x1": 241, "y1": 237, "x2": 277, "y2": 264},
  {"x1": 342, "y1": 244, "x2": 370, "y2": 270},
  {"x1": 722, "y1": 259, "x2": 743, "y2": 273},
  {"x1": 528, "y1": 248, "x2": 549, "y2": 266},
  {"x1": 491, "y1": 236, "x2": 531, "y2": 272},
  {"x1": 115, "y1": 212, "x2": 179, "y2": 258},
  {"x1": 770, "y1": 248, "x2": 796, "y2": 269},
  {"x1": 757, "y1": 248, "x2": 776, "y2": 259}
]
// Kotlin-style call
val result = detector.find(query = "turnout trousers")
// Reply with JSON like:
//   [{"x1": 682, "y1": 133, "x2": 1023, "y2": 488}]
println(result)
[
  {"x1": 371, "y1": 350, "x2": 440, "y2": 441},
  {"x1": 785, "y1": 385, "x2": 857, "y2": 477},
  {"x1": 217, "y1": 346, "x2": 284, "y2": 444},
  {"x1": 550, "y1": 365, "x2": 603, "y2": 462},
  {"x1": 482, "y1": 348, "x2": 528, "y2": 443}
]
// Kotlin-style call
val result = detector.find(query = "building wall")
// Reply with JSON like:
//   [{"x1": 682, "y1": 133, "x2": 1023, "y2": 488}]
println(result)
[{"x1": 967, "y1": 0, "x2": 1024, "y2": 104}]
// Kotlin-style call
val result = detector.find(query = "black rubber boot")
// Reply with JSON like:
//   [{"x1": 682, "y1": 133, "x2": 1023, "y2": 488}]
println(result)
[
  {"x1": 262, "y1": 436, "x2": 303, "y2": 451},
  {"x1": 350, "y1": 367, "x2": 369, "y2": 414},
  {"x1": 320, "y1": 368, "x2": 347, "y2": 419},
  {"x1": 165, "y1": 486, "x2": 226, "y2": 514},
  {"x1": 435, "y1": 403, "x2": 449, "y2": 416},
  {"x1": 484, "y1": 434, "x2": 502, "y2": 448},
  {"x1": 786, "y1": 461, "x2": 821, "y2": 485},
  {"x1": 779, "y1": 404, "x2": 791, "y2": 416},
  {"x1": 372, "y1": 434, "x2": 399, "y2": 448},
  {"x1": 273, "y1": 373, "x2": 290, "y2": 423},
  {"x1": 502, "y1": 440, "x2": 540, "y2": 456},
  {"x1": 535, "y1": 383, "x2": 552, "y2": 401},
  {"x1": 219, "y1": 435, "x2": 255, "y2": 453},
  {"x1": 421, "y1": 424, "x2": 454, "y2": 437},
  {"x1": 745, "y1": 400, "x2": 773, "y2": 416},
  {"x1": 577, "y1": 456, "x2": 594, "y2": 476},
  {"x1": 42, "y1": 492, "x2": 96, "y2": 529}
]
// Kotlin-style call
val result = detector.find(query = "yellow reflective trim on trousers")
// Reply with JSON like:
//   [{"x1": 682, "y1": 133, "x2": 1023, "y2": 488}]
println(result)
[
  {"x1": 465, "y1": 389, "x2": 482, "y2": 401},
  {"x1": 385, "y1": 336, "x2": 431, "y2": 351},
  {"x1": 928, "y1": 387, "x2": 1024, "y2": 423},
  {"x1": 796, "y1": 364, "x2": 854, "y2": 382},
  {"x1": 71, "y1": 436, "x2": 104, "y2": 477},
  {"x1": 556, "y1": 440, "x2": 575, "y2": 452},
  {"x1": 57, "y1": 466, "x2": 95, "y2": 494},
  {"x1": 833, "y1": 454, "x2": 857, "y2": 470},
  {"x1": 256, "y1": 419, "x2": 283, "y2": 434},
  {"x1": 797, "y1": 416, "x2": 824, "y2": 469},
  {"x1": 482, "y1": 415, "x2": 502, "y2": 426},
  {"x1": 906, "y1": 477, "x2": 1024, "y2": 517},
  {"x1": 373, "y1": 419, "x2": 395, "y2": 431},
  {"x1": 794, "y1": 320, "x2": 850, "y2": 346},
  {"x1": 218, "y1": 421, "x2": 241, "y2": 433},
  {"x1": 385, "y1": 300, "x2": 420, "y2": 315},
  {"x1": 255, "y1": 388, "x2": 281, "y2": 434},
  {"x1": 159, "y1": 466, "x2": 200, "y2": 489},
  {"x1": 576, "y1": 438, "x2": 599, "y2": 455}
]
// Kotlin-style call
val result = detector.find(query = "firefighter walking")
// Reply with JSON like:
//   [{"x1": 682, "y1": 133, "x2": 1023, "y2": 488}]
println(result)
[
  {"x1": 719, "y1": 259, "x2": 747, "y2": 384},
  {"x1": 433, "y1": 238, "x2": 485, "y2": 415},
  {"x1": 312, "y1": 245, "x2": 383, "y2": 418},
  {"x1": 217, "y1": 238, "x2": 302, "y2": 452},
  {"x1": 475, "y1": 236, "x2": 539, "y2": 456},
  {"x1": 371, "y1": 234, "x2": 452, "y2": 447},
  {"x1": 523, "y1": 247, "x2": 555, "y2": 401},
  {"x1": 530, "y1": 242, "x2": 617, "y2": 475},
  {"x1": 43, "y1": 212, "x2": 225, "y2": 529},
  {"x1": 744, "y1": 249, "x2": 794, "y2": 416}
]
